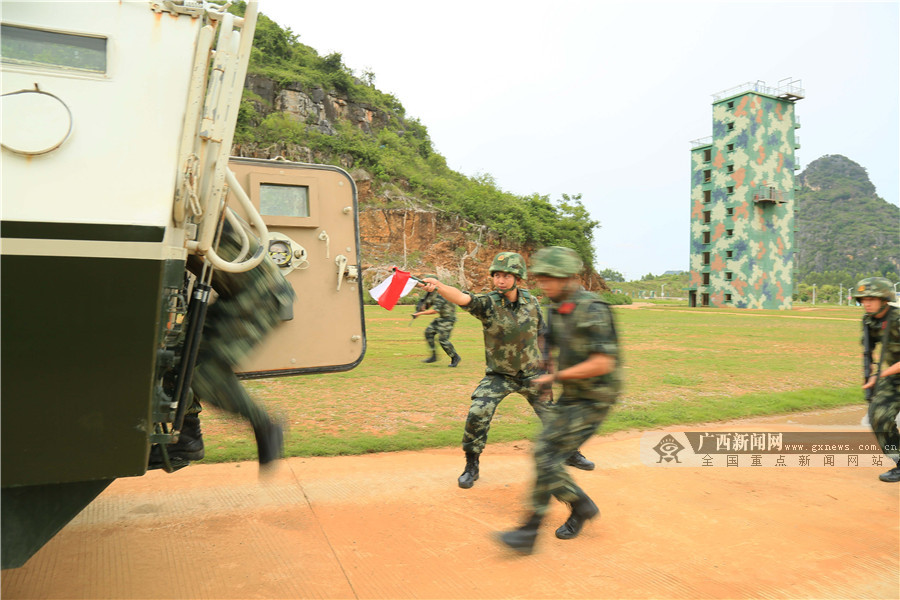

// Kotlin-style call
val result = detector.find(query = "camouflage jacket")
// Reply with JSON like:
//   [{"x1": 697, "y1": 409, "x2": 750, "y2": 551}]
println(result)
[
  {"x1": 199, "y1": 220, "x2": 296, "y2": 366},
  {"x1": 432, "y1": 294, "x2": 457, "y2": 322},
  {"x1": 862, "y1": 304, "x2": 900, "y2": 390},
  {"x1": 546, "y1": 288, "x2": 622, "y2": 403},
  {"x1": 463, "y1": 288, "x2": 543, "y2": 377}
]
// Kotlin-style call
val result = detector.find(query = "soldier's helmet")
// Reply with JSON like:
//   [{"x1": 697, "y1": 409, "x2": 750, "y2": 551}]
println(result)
[
  {"x1": 852, "y1": 277, "x2": 897, "y2": 302},
  {"x1": 530, "y1": 246, "x2": 583, "y2": 278},
  {"x1": 490, "y1": 252, "x2": 527, "y2": 279}
]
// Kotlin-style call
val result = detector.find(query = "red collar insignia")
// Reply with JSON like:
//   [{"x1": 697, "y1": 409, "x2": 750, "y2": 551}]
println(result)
[{"x1": 558, "y1": 302, "x2": 575, "y2": 314}]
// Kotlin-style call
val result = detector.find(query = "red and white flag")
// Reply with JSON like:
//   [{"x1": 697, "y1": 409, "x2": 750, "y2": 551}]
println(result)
[{"x1": 369, "y1": 269, "x2": 418, "y2": 310}]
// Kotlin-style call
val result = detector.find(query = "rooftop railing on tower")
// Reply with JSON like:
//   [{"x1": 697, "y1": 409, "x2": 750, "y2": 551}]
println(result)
[{"x1": 712, "y1": 78, "x2": 805, "y2": 102}]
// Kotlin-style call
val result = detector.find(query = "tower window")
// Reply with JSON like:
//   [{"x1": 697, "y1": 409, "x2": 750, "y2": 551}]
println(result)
[
  {"x1": 703, "y1": 211, "x2": 711, "y2": 224},
  {"x1": 726, "y1": 207, "x2": 734, "y2": 216},
  {"x1": 726, "y1": 229, "x2": 733, "y2": 237},
  {"x1": 725, "y1": 272, "x2": 733, "y2": 281},
  {"x1": 725, "y1": 294, "x2": 732, "y2": 302},
  {"x1": 727, "y1": 122, "x2": 735, "y2": 131},
  {"x1": 703, "y1": 148, "x2": 711, "y2": 162},
  {"x1": 726, "y1": 250, "x2": 734, "y2": 258},
  {"x1": 702, "y1": 272, "x2": 710, "y2": 285},
  {"x1": 727, "y1": 143, "x2": 734, "y2": 152},
  {"x1": 704, "y1": 190, "x2": 711, "y2": 203},
  {"x1": 726, "y1": 165, "x2": 734, "y2": 173},
  {"x1": 703, "y1": 170, "x2": 711, "y2": 183},
  {"x1": 727, "y1": 186, "x2": 734, "y2": 194},
  {"x1": 702, "y1": 252, "x2": 710, "y2": 265},
  {"x1": 703, "y1": 231, "x2": 711, "y2": 244}
]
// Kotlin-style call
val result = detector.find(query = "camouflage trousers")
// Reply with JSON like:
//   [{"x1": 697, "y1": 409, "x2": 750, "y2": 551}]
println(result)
[
  {"x1": 425, "y1": 318, "x2": 457, "y2": 357},
  {"x1": 191, "y1": 220, "x2": 295, "y2": 430},
  {"x1": 868, "y1": 376, "x2": 900, "y2": 464},
  {"x1": 462, "y1": 372, "x2": 545, "y2": 454},
  {"x1": 530, "y1": 398, "x2": 612, "y2": 516}
]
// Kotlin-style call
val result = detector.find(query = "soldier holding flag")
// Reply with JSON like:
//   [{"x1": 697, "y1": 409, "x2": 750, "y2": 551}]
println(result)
[{"x1": 420, "y1": 252, "x2": 593, "y2": 490}]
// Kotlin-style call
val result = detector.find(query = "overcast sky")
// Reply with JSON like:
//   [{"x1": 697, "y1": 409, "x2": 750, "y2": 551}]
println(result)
[{"x1": 262, "y1": 1, "x2": 899, "y2": 280}]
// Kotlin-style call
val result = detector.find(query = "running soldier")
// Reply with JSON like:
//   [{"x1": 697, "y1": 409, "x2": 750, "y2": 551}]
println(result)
[
  {"x1": 413, "y1": 276, "x2": 461, "y2": 367},
  {"x1": 149, "y1": 219, "x2": 294, "y2": 471},
  {"x1": 854, "y1": 277, "x2": 900, "y2": 483},
  {"x1": 421, "y1": 252, "x2": 593, "y2": 489},
  {"x1": 499, "y1": 246, "x2": 621, "y2": 554}
]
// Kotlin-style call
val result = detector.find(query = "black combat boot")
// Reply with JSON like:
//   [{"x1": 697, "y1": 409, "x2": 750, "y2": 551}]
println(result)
[
  {"x1": 449, "y1": 353, "x2": 461, "y2": 368},
  {"x1": 555, "y1": 490, "x2": 600, "y2": 540},
  {"x1": 147, "y1": 412, "x2": 205, "y2": 471},
  {"x1": 879, "y1": 463, "x2": 900, "y2": 483},
  {"x1": 422, "y1": 352, "x2": 437, "y2": 363},
  {"x1": 565, "y1": 450, "x2": 595, "y2": 471},
  {"x1": 497, "y1": 513, "x2": 542, "y2": 555},
  {"x1": 254, "y1": 419, "x2": 284, "y2": 467},
  {"x1": 457, "y1": 452, "x2": 479, "y2": 488}
]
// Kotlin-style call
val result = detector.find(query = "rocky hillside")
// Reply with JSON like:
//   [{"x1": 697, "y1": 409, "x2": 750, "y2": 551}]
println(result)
[{"x1": 236, "y1": 74, "x2": 606, "y2": 292}]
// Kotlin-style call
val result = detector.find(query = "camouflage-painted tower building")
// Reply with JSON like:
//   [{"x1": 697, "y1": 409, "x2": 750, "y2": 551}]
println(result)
[{"x1": 688, "y1": 79, "x2": 804, "y2": 309}]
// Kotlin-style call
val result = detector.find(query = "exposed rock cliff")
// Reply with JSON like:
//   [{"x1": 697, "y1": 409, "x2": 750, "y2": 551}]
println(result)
[{"x1": 235, "y1": 75, "x2": 607, "y2": 292}]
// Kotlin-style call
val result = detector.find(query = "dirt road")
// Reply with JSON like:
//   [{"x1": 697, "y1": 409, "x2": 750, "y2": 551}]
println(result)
[{"x1": 2, "y1": 406, "x2": 898, "y2": 599}]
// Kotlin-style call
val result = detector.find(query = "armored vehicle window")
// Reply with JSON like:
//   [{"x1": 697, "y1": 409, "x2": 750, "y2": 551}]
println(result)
[
  {"x1": 1, "y1": 24, "x2": 106, "y2": 73},
  {"x1": 260, "y1": 183, "x2": 310, "y2": 218}
]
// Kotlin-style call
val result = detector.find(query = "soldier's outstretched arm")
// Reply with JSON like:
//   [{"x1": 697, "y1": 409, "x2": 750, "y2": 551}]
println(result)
[{"x1": 421, "y1": 278, "x2": 472, "y2": 307}]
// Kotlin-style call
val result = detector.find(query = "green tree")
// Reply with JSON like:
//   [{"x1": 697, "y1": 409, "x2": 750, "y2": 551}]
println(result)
[{"x1": 598, "y1": 269, "x2": 625, "y2": 282}]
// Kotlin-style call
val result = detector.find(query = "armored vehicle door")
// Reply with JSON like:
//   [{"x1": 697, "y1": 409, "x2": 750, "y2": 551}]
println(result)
[{"x1": 227, "y1": 158, "x2": 366, "y2": 377}]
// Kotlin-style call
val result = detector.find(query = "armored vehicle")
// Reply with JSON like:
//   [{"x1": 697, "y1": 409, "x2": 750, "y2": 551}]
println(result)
[{"x1": 1, "y1": 1, "x2": 365, "y2": 568}]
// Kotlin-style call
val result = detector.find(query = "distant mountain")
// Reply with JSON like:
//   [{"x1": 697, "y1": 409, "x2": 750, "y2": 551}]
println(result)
[{"x1": 795, "y1": 154, "x2": 899, "y2": 282}]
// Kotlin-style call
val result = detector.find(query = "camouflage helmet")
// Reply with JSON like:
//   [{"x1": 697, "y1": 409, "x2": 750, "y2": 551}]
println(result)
[
  {"x1": 852, "y1": 277, "x2": 896, "y2": 302},
  {"x1": 490, "y1": 252, "x2": 527, "y2": 279},
  {"x1": 530, "y1": 246, "x2": 583, "y2": 278}
]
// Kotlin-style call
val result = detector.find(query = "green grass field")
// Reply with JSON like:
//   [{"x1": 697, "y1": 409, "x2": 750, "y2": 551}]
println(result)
[{"x1": 197, "y1": 303, "x2": 866, "y2": 463}]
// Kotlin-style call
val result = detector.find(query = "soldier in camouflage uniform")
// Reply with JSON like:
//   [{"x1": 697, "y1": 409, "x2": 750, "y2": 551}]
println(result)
[
  {"x1": 413, "y1": 276, "x2": 461, "y2": 367},
  {"x1": 150, "y1": 218, "x2": 295, "y2": 470},
  {"x1": 853, "y1": 277, "x2": 900, "y2": 483},
  {"x1": 421, "y1": 252, "x2": 593, "y2": 490},
  {"x1": 499, "y1": 246, "x2": 621, "y2": 554}
]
